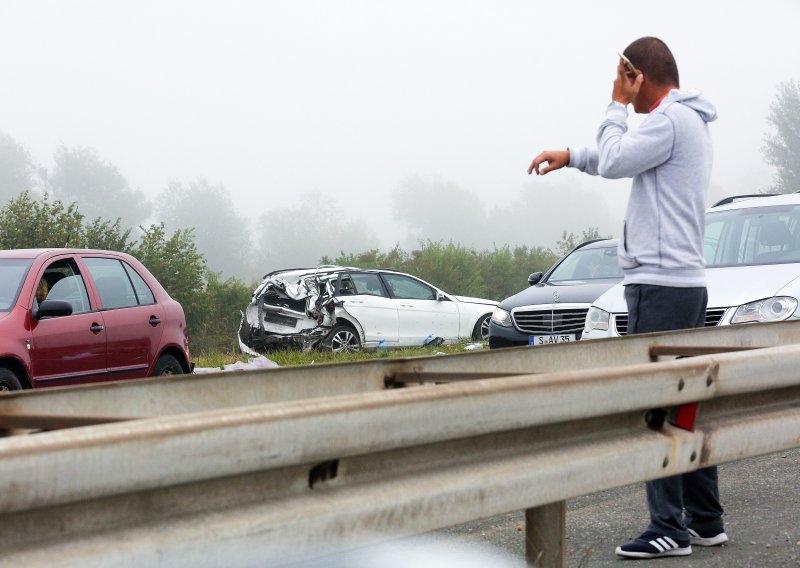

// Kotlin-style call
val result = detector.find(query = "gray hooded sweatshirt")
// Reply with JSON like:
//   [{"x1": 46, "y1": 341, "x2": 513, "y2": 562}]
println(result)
[{"x1": 568, "y1": 89, "x2": 718, "y2": 287}]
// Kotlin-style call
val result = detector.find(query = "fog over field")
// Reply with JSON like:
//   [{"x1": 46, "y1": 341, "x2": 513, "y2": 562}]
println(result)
[{"x1": 1, "y1": 1, "x2": 798, "y2": 278}]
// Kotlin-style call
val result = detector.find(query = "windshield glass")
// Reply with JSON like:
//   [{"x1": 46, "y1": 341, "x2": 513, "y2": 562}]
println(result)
[
  {"x1": 547, "y1": 245, "x2": 622, "y2": 282},
  {"x1": 0, "y1": 258, "x2": 34, "y2": 311},
  {"x1": 705, "y1": 204, "x2": 800, "y2": 267}
]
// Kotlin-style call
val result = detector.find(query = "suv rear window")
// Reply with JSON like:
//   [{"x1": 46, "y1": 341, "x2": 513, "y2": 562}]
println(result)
[{"x1": 705, "y1": 204, "x2": 800, "y2": 267}]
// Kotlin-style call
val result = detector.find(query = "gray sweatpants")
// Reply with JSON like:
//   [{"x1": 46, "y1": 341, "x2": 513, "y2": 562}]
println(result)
[{"x1": 624, "y1": 283, "x2": 725, "y2": 541}]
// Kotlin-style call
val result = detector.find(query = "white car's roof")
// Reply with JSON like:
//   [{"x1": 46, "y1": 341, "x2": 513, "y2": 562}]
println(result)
[
  {"x1": 710, "y1": 192, "x2": 800, "y2": 212},
  {"x1": 594, "y1": 192, "x2": 800, "y2": 314}
]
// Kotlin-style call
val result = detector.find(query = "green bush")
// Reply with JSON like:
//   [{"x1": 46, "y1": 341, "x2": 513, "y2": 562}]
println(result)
[{"x1": 325, "y1": 239, "x2": 558, "y2": 300}]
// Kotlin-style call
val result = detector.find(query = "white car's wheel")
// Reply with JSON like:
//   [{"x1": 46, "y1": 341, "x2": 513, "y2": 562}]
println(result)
[
  {"x1": 473, "y1": 313, "x2": 491, "y2": 340},
  {"x1": 325, "y1": 325, "x2": 361, "y2": 353}
]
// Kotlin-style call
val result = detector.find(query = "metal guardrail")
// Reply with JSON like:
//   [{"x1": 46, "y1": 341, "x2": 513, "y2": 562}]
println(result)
[
  {"x1": 1, "y1": 320, "x2": 799, "y2": 428},
  {"x1": 1, "y1": 321, "x2": 800, "y2": 566}
]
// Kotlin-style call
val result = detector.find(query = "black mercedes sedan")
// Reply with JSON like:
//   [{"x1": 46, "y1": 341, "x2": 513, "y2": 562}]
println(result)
[{"x1": 488, "y1": 239, "x2": 622, "y2": 349}]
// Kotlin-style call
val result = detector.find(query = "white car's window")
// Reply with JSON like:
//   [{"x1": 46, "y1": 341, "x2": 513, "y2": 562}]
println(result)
[
  {"x1": 706, "y1": 204, "x2": 800, "y2": 267},
  {"x1": 547, "y1": 246, "x2": 622, "y2": 282},
  {"x1": 337, "y1": 275, "x2": 358, "y2": 296},
  {"x1": 381, "y1": 273, "x2": 436, "y2": 300},
  {"x1": 350, "y1": 273, "x2": 386, "y2": 297}
]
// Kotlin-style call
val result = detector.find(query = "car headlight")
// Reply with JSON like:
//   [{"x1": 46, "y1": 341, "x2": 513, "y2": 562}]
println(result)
[
  {"x1": 490, "y1": 307, "x2": 513, "y2": 327},
  {"x1": 584, "y1": 306, "x2": 610, "y2": 332},
  {"x1": 731, "y1": 296, "x2": 798, "y2": 324}
]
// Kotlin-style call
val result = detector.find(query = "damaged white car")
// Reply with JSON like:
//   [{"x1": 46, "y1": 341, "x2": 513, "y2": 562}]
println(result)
[{"x1": 239, "y1": 266, "x2": 497, "y2": 352}]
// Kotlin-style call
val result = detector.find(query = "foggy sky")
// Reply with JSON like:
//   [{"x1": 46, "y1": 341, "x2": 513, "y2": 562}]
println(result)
[{"x1": 2, "y1": 0, "x2": 798, "y2": 255}]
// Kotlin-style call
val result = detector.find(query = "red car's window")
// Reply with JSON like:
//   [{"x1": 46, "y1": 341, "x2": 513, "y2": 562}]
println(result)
[
  {"x1": 121, "y1": 261, "x2": 155, "y2": 305},
  {"x1": 84, "y1": 257, "x2": 138, "y2": 309},
  {"x1": 0, "y1": 258, "x2": 34, "y2": 311},
  {"x1": 84, "y1": 257, "x2": 156, "y2": 308},
  {"x1": 41, "y1": 259, "x2": 91, "y2": 314}
]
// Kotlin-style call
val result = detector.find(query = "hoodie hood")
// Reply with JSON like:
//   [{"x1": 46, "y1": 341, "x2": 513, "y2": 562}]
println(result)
[{"x1": 664, "y1": 88, "x2": 717, "y2": 123}]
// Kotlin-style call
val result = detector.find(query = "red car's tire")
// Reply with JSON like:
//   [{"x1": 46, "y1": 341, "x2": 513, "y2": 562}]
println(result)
[
  {"x1": 152, "y1": 354, "x2": 184, "y2": 376},
  {"x1": 0, "y1": 368, "x2": 23, "y2": 391}
]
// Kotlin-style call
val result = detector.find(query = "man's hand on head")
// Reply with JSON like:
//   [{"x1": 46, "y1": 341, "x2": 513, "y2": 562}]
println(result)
[
  {"x1": 612, "y1": 61, "x2": 643, "y2": 106},
  {"x1": 528, "y1": 150, "x2": 570, "y2": 176}
]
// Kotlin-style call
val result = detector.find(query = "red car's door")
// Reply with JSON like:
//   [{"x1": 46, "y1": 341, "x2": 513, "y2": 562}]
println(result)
[
  {"x1": 29, "y1": 262, "x2": 107, "y2": 387},
  {"x1": 82, "y1": 256, "x2": 165, "y2": 380}
]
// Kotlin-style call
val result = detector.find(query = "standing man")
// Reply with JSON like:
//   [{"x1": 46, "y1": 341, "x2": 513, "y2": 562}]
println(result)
[{"x1": 528, "y1": 37, "x2": 727, "y2": 559}]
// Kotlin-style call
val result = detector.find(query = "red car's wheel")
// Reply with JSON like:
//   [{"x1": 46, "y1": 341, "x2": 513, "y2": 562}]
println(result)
[
  {"x1": 152, "y1": 354, "x2": 183, "y2": 376},
  {"x1": 0, "y1": 368, "x2": 22, "y2": 391}
]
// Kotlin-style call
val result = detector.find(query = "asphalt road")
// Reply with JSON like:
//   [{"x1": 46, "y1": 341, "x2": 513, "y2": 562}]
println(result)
[{"x1": 436, "y1": 448, "x2": 800, "y2": 567}]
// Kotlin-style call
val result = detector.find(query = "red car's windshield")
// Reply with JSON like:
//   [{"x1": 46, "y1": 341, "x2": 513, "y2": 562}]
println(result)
[{"x1": 0, "y1": 258, "x2": 34, "y2": 311}]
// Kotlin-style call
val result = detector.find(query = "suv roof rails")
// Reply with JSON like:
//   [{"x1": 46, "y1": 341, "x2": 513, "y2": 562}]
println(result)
[{"x1": 711, "y1": 193, "x2": 780, "y2": 207}]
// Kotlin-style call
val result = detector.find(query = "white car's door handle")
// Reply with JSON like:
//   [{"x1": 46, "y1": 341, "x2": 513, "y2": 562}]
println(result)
[{"x1": 399, "y1": 303, "x2": 414, "y2": 308}]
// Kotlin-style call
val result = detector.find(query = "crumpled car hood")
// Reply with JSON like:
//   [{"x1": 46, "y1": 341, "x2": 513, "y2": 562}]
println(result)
[{"x1": 239, "y1": 268, "x2": 342, "y2": 352}]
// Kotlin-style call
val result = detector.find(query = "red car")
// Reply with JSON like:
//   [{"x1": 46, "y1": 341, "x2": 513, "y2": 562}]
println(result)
[{"x1": 0, "y1": 248, "x2": 191, "y2": 391}]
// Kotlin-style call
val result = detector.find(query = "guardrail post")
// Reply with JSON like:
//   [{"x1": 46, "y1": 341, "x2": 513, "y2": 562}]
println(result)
[{"x1": 525, "y1": 501, "x2": 566, "y2": 568}]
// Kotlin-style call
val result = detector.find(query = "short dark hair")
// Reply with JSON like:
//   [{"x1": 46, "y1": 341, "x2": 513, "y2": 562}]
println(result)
[{"x1": 623, "y1": 37, "x2": 679, "y2": 87}]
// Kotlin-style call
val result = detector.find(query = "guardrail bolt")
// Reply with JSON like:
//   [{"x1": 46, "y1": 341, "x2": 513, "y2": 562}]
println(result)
[
  {"x1": 706, "y1": 376, "x2": 714, "y2": 387},
  {"x1": 678, "y1": 378, "x2": 685, "y2": 391},
  {"x1": 662, "y1": 457, "x2": 669, "y2": 468},
  {"x1": 690, "y1": 451, "x2": 697, "y2": 462}
]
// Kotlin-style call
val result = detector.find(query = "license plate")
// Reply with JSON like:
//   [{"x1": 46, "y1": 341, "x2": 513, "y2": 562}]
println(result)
[{"x1": 530, "y1": 334, "x2": 575, "y2": 345}]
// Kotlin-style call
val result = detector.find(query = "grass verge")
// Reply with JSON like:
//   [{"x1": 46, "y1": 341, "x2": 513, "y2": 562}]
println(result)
[{"x1": 193, "y1": 340, "x2": 488, "y2": 370}]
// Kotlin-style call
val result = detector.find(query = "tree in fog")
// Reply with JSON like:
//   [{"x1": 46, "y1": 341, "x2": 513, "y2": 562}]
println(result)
[
  {"x1": 322, "y1": 244, "x2": 409, "y2": 271},
  {"x1": 50, "y1": 145, "x2": 151, "y2": 226},
  {"x1": 392, "y1": 176, "x2": 488, "y2": 248},
  {"x1": 555, "y1": 227, "x2": 609, "y2": 255},
  {"x1": 0, "y1": 130, "x2": 41, "y2": 204},
  {"x1": 0, "y1": 191, "x2": 134, "y2": 251},
  {"x1": 487, "y1": 184, "x2": 620, "y2": 250},
  {"x1": 254, "y1": 192, "x2": 376, "y2": 277},
  {"x1": 391, "y1": 175, "x2": 620, "y2": 251},
  {"x1": 763, "y1": 79, "x2": 800, "y2": 194},
  {"x1": 157, "y1": 179, "x2": 252, "y2": 279}
]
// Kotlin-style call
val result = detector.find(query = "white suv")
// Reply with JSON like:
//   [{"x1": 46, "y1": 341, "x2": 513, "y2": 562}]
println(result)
[{"x1": 583, "y1": 193, "x2": 800, "y2": 339}]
